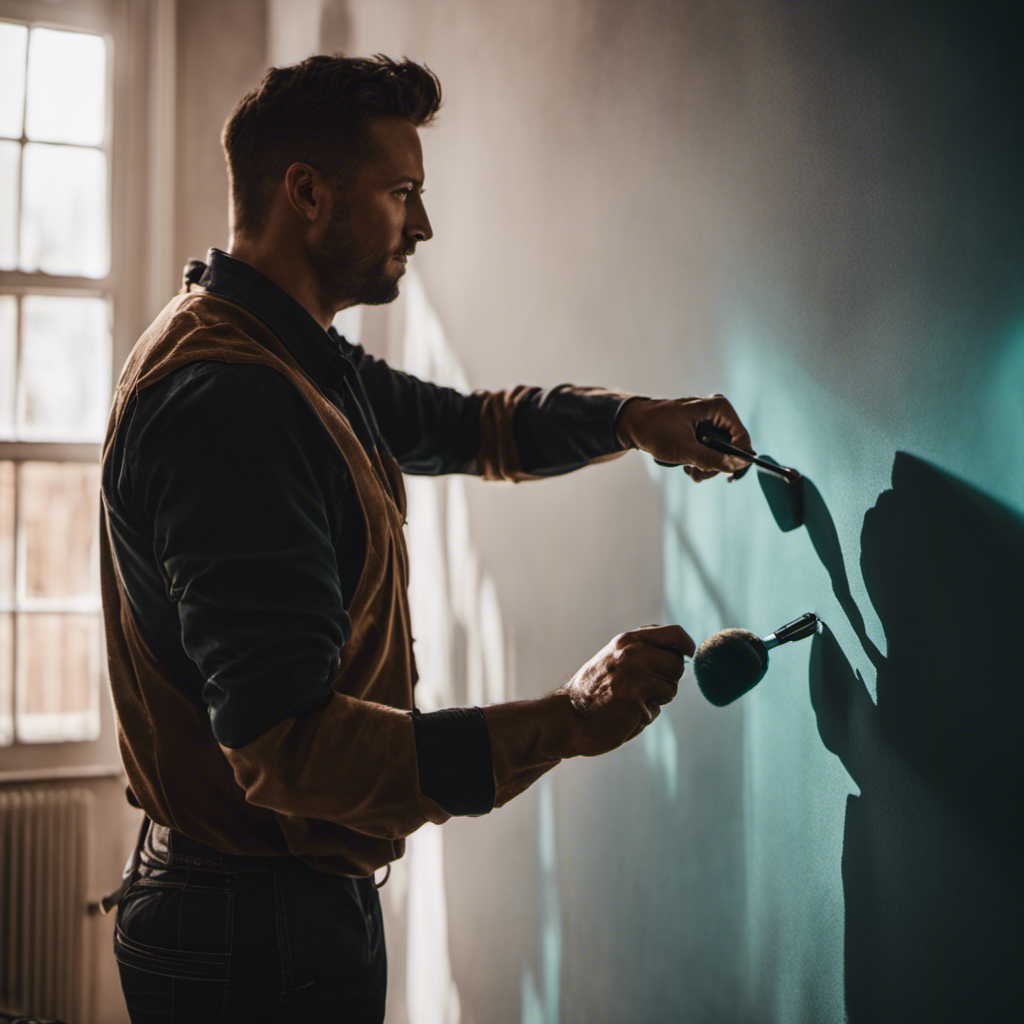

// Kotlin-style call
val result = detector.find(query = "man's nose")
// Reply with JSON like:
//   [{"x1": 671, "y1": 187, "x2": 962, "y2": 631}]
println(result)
[{"x1": 407, "y1": 195, "x2": 433, "y2": 242}]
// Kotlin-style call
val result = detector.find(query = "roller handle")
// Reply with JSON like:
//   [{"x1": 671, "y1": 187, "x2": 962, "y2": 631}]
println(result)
[
  {"x1": 655, "y1": 422, "x2": 799, "y2": 483},
  {"x1": 760, "y1": 612, "x2": 820, "y2": 650},
  {"x1": 696, "y1": 422, "x2": 802, "y2": 483},
  {"x1": 654, "y1": 421, "x2": 750, "y2": 477}
]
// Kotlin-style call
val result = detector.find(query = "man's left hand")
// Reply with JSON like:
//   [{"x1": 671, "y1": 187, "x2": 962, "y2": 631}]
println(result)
[{"x1": 616, "y1": 394, "x2": 754, "y2": 482}]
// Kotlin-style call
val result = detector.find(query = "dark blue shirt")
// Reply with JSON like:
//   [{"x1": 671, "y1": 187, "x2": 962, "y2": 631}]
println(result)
[{"x1": 101, "y1": 249, "x2": 631, "y2": 816}]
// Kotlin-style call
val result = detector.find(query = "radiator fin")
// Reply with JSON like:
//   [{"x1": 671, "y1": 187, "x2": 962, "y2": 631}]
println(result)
[{"x1": 0, "y1": 787, "x2": 91, "y2": 1021}]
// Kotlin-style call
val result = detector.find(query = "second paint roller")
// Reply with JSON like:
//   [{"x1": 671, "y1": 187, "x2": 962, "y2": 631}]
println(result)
[{"x1": 693, "y1": 612, "x2": 821, "y2": 706}]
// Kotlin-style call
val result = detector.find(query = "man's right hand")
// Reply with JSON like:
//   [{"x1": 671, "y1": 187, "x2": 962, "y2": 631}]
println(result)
[{"x1": 558, "y1": 624, "x2": 694, "y2": 757}]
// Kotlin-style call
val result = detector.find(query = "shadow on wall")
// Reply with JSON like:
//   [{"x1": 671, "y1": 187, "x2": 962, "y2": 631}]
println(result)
[{"x1": 772, "y1": 453, "x2": 1023, "y2": 1021}]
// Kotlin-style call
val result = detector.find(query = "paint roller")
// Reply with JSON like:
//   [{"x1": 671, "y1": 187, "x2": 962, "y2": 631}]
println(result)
[
  {"x1": 691, "y1": 612, "x2": 822, "y2": 706},
  {"x1": 656, "y1": 420, "x2": 806, "y2": 530}
]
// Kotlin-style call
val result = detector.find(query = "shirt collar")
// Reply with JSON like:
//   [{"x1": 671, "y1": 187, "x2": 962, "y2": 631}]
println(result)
[{"x1": 183, "y1": 248, "x2": 350, "y2": 388}]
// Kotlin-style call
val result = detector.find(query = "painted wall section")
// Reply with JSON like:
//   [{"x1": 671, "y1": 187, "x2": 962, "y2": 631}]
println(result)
[{"x1": 339, "y1": 2, "x2": 1022, "y2": 1021}]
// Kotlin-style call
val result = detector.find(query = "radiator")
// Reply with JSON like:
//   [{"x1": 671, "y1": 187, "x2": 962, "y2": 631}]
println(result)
[{"x1": 0, "y1": 787, "x2": 92, "y2": 1022}]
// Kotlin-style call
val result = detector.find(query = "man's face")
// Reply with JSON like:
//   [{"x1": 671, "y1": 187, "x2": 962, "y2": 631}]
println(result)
[{"x1": 317, "y1": 115, "x2": 432, "y2": 307}]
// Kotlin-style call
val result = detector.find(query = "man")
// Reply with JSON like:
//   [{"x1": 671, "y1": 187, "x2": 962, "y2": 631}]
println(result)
[{"x1": 100, "y1": 55, "x2": 753, "y2": 1022}]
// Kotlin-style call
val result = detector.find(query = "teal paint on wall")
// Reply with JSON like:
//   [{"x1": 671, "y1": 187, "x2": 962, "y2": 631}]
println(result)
[{"x1": 654, "y1": 301, "x2": 1024, "y2": 1020}]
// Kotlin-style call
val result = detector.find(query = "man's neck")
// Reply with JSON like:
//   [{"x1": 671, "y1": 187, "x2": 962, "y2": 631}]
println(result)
[{"x1": 228, "y1": 236, "x2": 338, "y2": 332}]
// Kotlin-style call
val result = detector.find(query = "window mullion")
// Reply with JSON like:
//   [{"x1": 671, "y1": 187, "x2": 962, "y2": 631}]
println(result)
[
  {"x1": 13, "y1": 293, "x2": 21, "y2": 444},
  {"x1": 0, "y1": 443, "x2": 102, "y2": 463},
  {"x1": 10, "y1": 459, "x2": 20, "y2": 742},
  {"x1": 0, "y1": 273, "x2": 111, "y2": 293},
  {"x1": 13, "y1": 291, "x2": 23, "y2": 438},
  {"x1": 15, "y1": 18, "x2": 26, "y2": 269}
]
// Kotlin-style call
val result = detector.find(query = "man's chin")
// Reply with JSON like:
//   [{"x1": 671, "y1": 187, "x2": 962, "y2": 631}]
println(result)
[
  {"x1": 359, "y1": 280, "x2": 401, "y2": 306},
  {"x1": 345, "y1": 257, "x2": 403, "y2": 305}
]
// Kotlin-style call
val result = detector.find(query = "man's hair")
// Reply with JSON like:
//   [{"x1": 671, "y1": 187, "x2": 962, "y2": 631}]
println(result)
[{"x1": 222, "y1": 54, "x2": 442, "y2": 237}]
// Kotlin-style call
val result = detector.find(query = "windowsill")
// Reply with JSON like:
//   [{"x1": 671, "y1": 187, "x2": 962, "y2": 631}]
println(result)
[{"x1": 0, "y1": 763, "x2": 123, "y2": 784}]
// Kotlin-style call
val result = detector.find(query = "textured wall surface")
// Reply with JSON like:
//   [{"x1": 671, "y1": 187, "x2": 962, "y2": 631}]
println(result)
[
  {"x1": 173, "y1": 0, "x2": 266, "y2": 274},
  {"x1": 331, "y1": 2, "x2": 1022, "y2": 1020}
]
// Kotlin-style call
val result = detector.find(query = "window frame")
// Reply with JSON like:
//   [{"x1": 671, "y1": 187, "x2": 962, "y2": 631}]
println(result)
[{"x1": 0, "y1": 0, "x2": 152, "y2": 769}]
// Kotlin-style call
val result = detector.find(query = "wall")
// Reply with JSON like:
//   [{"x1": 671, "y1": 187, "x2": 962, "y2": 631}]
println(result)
[
  {"x1": 173, "y1": 0, "x2": 266, "y2": 279},
  {"x1": 336, "y1": 1, "x2": 1022, "y2": 1022}
]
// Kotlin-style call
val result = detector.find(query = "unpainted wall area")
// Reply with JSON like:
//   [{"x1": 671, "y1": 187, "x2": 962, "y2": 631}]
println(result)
[
  {"x1": 173, "y1": 0, "x2": 267, "y2": 277},
  {"x1": 343, "y1": 1, "x2": 1022, "y2": 1022}
]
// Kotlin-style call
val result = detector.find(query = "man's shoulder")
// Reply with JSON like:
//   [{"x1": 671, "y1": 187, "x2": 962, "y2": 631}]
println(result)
[
  {"x1": 114, "y1": 290, "x2": 312, "y2": 425},
  {"x1": 133, "y1": 357, "x2": 304, "y2": 426},
  {"x1": 135, "y1": 290, "x2": 271, "y2": 361},
  {"x1": 121, "y1": 358, "x2": 343, "y2": 497}
]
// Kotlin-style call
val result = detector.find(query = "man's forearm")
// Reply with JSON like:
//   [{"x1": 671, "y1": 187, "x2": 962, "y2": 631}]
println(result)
[
  {"x1": 471, "y1": 385, "x2": 640, "y2": 482},
  {"x1": 614, "y1": 395, "x2": 654, "y2": 449},
  {"x1": 480, "y1": 691, "x2": 578, "y2": 807}
]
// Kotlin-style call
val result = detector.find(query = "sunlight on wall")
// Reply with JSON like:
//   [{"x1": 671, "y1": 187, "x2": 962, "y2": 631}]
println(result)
[
  {"x1": 387, "y1": 268, "x2": 529, "y2": 1024},
  {"x1": 520, "y1": 776, "x2": 561, "y2": 1024}
]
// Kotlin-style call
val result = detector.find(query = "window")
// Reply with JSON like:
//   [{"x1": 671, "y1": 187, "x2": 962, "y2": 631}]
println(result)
[{"x1": 0, "y1": 15, "x2": 113, "y2": 745}]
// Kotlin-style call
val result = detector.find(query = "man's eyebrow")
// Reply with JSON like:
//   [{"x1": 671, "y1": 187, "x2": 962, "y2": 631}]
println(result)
[{"x1": 387, "y1": 177, "x2": 425, "y2": 188}]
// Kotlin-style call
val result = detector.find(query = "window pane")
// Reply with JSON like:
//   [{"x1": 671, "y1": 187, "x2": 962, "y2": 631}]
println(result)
[
  {"x1": 0, "y1": 21, "x2": 28, "y2": 139},
  {"x1": 25, "y1": 27, "x2": 105, "y2": 147},
  {"x1": 0, "y1": 613, "x2": 11, "y2": 746},
  {"x1": 20, "y1": 143, "x2": 109, "y2": 278},
  {"x1": 0, "y1": 296, "x2": 15, "y2": 437},
  {"x1": 18, "y1": 295, "x2": 111, "y2": 442},
  {"x1": 0, "y1": 141, "x2": 19, "y2": 270},
  {"x1": 0, "y1": 462, "x2": 12, "y2": 606},
  {"x1": 18, "y1": 462, "x2": 100, "y2": 607},
  {"x1": 15, "y1": 612, "x2": 100, "y2": 742}
]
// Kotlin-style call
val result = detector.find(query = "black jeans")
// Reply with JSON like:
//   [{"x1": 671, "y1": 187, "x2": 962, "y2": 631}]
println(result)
[{"x1": 113, "y1": 823, "x2": 387, "y2": 1023}]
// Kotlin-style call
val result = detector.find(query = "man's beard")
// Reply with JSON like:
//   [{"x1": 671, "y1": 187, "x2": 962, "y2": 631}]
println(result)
[
  {"x1": 319, "y1": 207, "x2": 402, "y2": 307},
  {"x1": 356, "y1": 259, "x2": 401, "y2": 306}
]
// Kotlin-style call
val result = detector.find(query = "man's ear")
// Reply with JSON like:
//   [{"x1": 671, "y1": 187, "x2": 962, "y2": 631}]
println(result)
[{"x1": 283, "y1": 162, "x2": 327, "y2": 224}]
